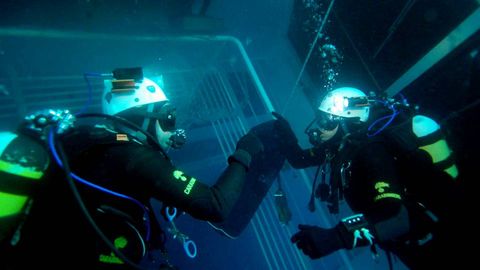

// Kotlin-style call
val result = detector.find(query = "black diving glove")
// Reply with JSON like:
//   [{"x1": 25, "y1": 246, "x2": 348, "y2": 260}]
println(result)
[
  {"x1": 291, "y1": 214, "x2": 376, "y2": 259},
  {"x1": 291, "y1": 224, "x2": 348, "y2": 259},
  {"x1": 272, "y1": 112, "x2": 298, "y2": 146},
  {"x1": 228, "y1": 133, "x2": 264, "y2": 170}
]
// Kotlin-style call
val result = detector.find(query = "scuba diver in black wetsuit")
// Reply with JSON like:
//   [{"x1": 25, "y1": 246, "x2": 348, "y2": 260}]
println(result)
[
  {"x1": 0, "y1": 67, "x2": 263, "y2": 269},
  {"x1": 273, "y1": 87, "x2": 468, "y2": 269}
]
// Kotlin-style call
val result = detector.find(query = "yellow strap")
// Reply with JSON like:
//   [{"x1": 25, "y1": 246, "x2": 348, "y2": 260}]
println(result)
[
  {"x1": 0, "y1": 160, "x2": 44, "y2": 180},
  {"x1": 0, "y1": 191, "x2": 29, "y2": 217}
]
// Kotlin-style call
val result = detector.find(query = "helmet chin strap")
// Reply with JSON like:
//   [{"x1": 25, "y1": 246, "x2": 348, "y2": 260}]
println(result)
[
  {"x1": 142, "y1": 103, "x2": 173, "y2": 147},
  {"x1": 141, "y1": 103, "x2": 155, "y2": 131},
  {"x1": 129, "y1": 103, "x2": 155, "y2": 143},
  {"x1": 134, "y1": 103, "x2": 184, "y2": 149},
  {"x1": 339, "y1": 119, "x2": 350, "y2": 136},
  {"x1": 338, "y1": 129, "x2": 350, "y2": 152}
]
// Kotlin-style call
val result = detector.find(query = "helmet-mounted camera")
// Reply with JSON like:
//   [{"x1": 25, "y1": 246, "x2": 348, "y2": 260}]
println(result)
[{"x1": 110, "y1": 67, "x2": 144, "y2": 93}]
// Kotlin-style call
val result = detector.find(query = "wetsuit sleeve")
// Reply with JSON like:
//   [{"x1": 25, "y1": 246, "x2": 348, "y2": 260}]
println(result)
[
  {"x1": 351, "y1": 142, "x2": 410, "y2": 243},
  {"x1": 123, "y1": 145, "x2": 246, "y2": 222},
  {"x1": 284, "y1": 144, "x2": 325, "y2": 169}
]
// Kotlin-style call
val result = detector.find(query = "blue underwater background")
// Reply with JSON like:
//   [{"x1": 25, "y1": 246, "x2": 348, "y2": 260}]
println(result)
[{"x1": 1, "y1": 1, "x2": 478, "y2": 269}]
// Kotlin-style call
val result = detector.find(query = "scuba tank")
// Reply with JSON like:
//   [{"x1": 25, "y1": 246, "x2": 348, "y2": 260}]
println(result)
[
  {"x1": 367, "y1": 93, "x2": 458, "y2": 180},
  {"x1": 0, "y1": 131, "x2": 50, "y2": 246},
  {"x1": 411, "y1": 115, "x2": 458, "y2": 179}
]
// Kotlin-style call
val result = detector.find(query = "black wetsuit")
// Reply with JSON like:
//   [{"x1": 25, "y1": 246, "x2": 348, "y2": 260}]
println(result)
[
  {"x1": 284, "y1": 128, "x2": 468, "y2": 269},
  {"x1": 61, "y1": 123, "x2": 246, "y2": 223},
  {"x1": 2, "y1": 122, "x2": 247, "y2": 269}
]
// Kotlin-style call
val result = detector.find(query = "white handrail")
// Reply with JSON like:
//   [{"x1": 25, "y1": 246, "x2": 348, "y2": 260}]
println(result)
[
  {"x1": 0, "y1": 28, "x2": 275, "y2": 112},
  {"x1": 385, "y1": 8, "x2": 480, "y2": 97}
]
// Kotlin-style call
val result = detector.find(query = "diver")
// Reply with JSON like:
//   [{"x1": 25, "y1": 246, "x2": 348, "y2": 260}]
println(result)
[
  {"x1": 273, "y1": 87, "x2": 468, "y2": 269},
  {"x1": 0, "y1": 67, "x2": 263, "y2": 269}
]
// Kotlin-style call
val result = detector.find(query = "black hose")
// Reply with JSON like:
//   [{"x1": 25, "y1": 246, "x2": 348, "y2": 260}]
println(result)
[{"x1": 308, "y1": 165, "x2": 322, "y2": 212}]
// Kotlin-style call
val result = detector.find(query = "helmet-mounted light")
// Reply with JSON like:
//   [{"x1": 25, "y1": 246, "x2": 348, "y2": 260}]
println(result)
[
  {"x1": 344, "y1": 96, "x2": 369, "y2": 109},
  {"x1": 332, "y1": 96, "x2": 369, "y2": 114},
  {"x1": 318, "y1": 87, "x2": 370, "y2": 123}
]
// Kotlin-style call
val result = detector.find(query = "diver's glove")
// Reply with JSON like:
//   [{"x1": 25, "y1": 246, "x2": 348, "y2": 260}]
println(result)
[
  {"x1": 291, "y1": 224, "x2": 348, "y2": 259},
  {"x1": 228, "y1": 133, "x2": 264, "y2": 170},
  {"x1": 272, "y1": 112, "x2": 298, "y2": 146},
  {"x1": 291, "y1": 214, "x2": 375, "y2": 259}
]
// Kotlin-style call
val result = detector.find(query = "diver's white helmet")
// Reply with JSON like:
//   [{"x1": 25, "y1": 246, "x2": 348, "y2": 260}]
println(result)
[
  {"x1": 318, "y1": 87, "x2": 370, "y2": 122},
  {"x1": 102, "y1": 77, "x2": 168, "y2": 116}
]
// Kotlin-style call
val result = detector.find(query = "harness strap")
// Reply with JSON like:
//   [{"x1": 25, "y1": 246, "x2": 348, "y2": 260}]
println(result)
[
  {"x1": 0, "y1": 170, "x2": 42, "y2": 196},
  {"x1": 416, "y1": 129, "x2": 443, "y2": 146}
]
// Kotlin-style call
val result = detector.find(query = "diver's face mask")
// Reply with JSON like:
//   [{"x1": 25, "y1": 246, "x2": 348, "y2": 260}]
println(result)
[
  {"x1": 304, "y1": 112, "x2": 341, "y2": 146},
  {"x1": 146, "y1": 102, "x2": 186, "y2": 149}
]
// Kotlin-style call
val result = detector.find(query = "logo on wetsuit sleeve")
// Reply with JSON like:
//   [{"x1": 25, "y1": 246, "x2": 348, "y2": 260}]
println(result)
[
  {"x1": 373, "y1": 181, "x2": 401, "y2": 202},
  {"x1": 173, "y1": 170, "x2": 197, "y2": 195}
]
